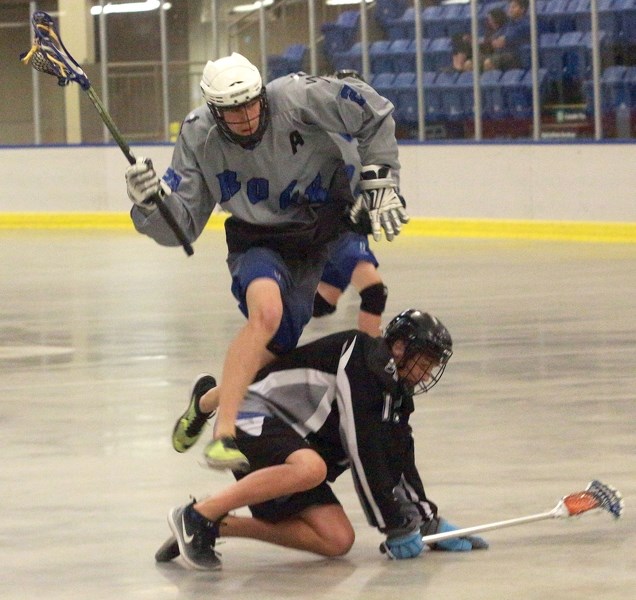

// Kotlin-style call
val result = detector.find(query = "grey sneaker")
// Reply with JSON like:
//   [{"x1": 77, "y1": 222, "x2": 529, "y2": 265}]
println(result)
[
  {"x1": 172, "y1": 374, "x2": 216, "y2": 453},
  {"x1": 167, "y1": 501, "x2": 221, "y2": 570}
]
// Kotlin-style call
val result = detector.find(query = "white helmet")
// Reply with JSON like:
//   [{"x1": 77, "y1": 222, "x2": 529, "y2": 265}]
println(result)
[
  {"x1": 200, "y1": 53, "x2": 269, "y2": 147},
  {"x1": 200, "y1": 52, "x2": 263, "y2": 107}
]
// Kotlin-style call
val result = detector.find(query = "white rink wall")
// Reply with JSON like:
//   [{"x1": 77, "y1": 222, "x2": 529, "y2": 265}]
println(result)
[{"x1": 1, "y1": 142, "x2": 635, "y2": 222}]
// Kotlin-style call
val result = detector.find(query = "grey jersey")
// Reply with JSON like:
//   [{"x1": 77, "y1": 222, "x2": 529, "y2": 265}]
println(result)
[{"x1": 131, "y1": 73, "x2": 399, "y2": 246}]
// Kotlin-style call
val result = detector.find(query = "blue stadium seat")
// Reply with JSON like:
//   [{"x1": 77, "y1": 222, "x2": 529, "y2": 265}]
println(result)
[
  {"x1": 480, "y1": 69, "x2": 506, "y2": 119},
  {"x1": 393, "y1": 72, "x2": 439, "y2": 124},
  {"x1": 385, "y1": 7, "x2": 419, "y2": 41},
  {"x1": 388, "y1": 38, "x2": 414, "y2": 73},
  {"x1": 558, "y1": 31, "x2": 587, "y2": 80},
  {"x1": 425, "y1": 37, "x2": 453, "y2": 72},
  {"x1": 422, "y1": 71, "x2": 442, "y2": 122},
  {"x1": 321, "y1": 10, "x2": 360, "y2": 56},
  {"x1": 583, "y1": 65, "x2": 629, "y2": 113},
  {"x1": 571, "y1": 0, "x2": 619, "y2": 37},
  {"x1": 539, "y1": 32, "x2": 566, "y2": 80},
  {"x1": 369, "y1": 40, "x2": 393, "y2": 74},
  {"x1": 371, "y1": 72, "x2": 398, "y2": 106},
  {"x1": 500, "y1": 69, "x2": 531, "y2": 119},
  {"x1": 617, "y1": 0, "x2": 636, "y2": 44},
  {"x1": 375, "y1": 0, "x2": 409, "y2": 28},
  {"x1": 422, "y1": 6, "x2": 446, "y2": 39},
  {"x1": 538, "y1": 0, "x2": 577, "y2": 34},
  {"x1": 371, "y1": 72, "x2": 396, "y2": 86},
  {"x1": 626, "y1": 66, "x2": 636, "y2": 108},
  {"x1": 331, "y1": 41, "x2": 362, "y2": 73},
  {"x1": 433, "y1": 71, "x2": 464, "y2": 121},
  {"x1": 267, "y1": 44, "x2": 307, "y2": 81},
  {"x1": 455, "y1": 70, "x2": 475, "y2": 119},
  {"x1": 392, "y1": 72, "x2": 417, "y2": 123},
  {"x1": 562, "y1": 30, "x2": 610, "y2": 81},
  {"x1": 444, "y1": 4, "x2": 472, "y2": 38}
]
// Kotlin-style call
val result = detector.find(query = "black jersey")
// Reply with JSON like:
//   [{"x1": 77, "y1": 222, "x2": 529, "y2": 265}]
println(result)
[{"x1": 238, "y1": 330, "x2": 437, "y2": 533}]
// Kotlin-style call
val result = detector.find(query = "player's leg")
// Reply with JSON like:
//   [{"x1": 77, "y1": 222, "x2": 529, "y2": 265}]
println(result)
[
  {"x1": 218, "y1": 503, "x2": 355, "y2": 557},
  {"x1": 314, "y1": 281, "x2": 342, "y2": 317},
  {"x1": 351, "y1": 261, "x2": 386, "y2": 337},
  {"x1": 160, "y1": 496, "x2": 354, "y2": 565},
  {"x1": 168, "y1": 416, "x2": 330, "y2": 569},
  {"x1": 318, "y1": 231, "x2": 385, "y2": 336},
  {"x1": 203, "y1": 248, "x2": 286, "y2": 470},
  {"x1": 206, "y1": 278, "x2": 280, "y2": 452},
  {"x1": 194, "y1": 447, "x2": 327, "y2": 519},
  {"x1": 170, "y1": 280, "x2": 279, "y2": 460},
  {"x1": 313, "y1": 234, "x2": 348, "y2": 319}
]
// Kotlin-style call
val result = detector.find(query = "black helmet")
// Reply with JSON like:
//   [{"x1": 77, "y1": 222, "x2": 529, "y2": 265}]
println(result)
[{"x1": 384, "y1": 309, "x2": 453, "y2": 394}]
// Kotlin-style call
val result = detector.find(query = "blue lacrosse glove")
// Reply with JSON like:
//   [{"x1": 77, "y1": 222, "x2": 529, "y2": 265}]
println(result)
[
  {"x1": 421, "y1": 517, "x2": 489, "y2": 552},
  {"x1": 380, "y1": 529, "x2": 424, "y2": 560}
]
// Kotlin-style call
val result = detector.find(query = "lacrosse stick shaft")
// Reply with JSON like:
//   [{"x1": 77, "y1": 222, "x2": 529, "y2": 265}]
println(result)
[
  {"x1": 422, "y1": 510, "x2": 559, "y2": 544},
  {"x1": 85, "y1": 88, "x2": 194, "y2": 256},
  {"x1": 86, "y1": 87, "x2": 135, "y2": 164}
]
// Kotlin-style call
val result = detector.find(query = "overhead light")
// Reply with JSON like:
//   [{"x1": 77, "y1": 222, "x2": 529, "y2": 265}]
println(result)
[
  {"x1": 90, "y1": 1, "x2": 172, "y2": 15},
  {"x1": 231, "y1": 0, "x2": 274, "y2": 14},
  {"x1": 325, "y1": 0, "x2": 373, "y2": 5}
]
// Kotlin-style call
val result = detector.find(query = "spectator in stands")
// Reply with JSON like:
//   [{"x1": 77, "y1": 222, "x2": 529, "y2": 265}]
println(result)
[
  {"x1": 483, "y1": 0, "x2": 530, "y2": 72},
  {"x1": 480, "y1": 7, "x2": 509, "y2": 59},
  {"x1": 445, "y1": 33, "x2": 473, "y2": 74}
]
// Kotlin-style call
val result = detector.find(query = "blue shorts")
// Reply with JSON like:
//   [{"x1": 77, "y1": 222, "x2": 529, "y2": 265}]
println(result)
[
  {"x1": 320, "y1": 231, "x2": 379, "y2": 292},
  {"x1": 227, "y1": 246, "x2": 330, "y2": 354}
]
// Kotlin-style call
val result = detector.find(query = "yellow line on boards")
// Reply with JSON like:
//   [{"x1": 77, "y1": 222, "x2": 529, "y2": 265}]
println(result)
[
  {"x1": 0, "y1": 213, "x2": 634, "y2": 243},
  {"x1": 402, "y1": 218, "x2": 636, "y2": 244}
]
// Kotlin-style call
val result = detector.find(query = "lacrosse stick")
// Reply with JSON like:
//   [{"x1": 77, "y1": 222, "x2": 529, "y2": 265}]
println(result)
[
  {"x1": 21, "y1": 10, "x2": 194, "y2": 257},
  {"x1": 421, "y1": 480, "x2": 623, "y2": 546}
]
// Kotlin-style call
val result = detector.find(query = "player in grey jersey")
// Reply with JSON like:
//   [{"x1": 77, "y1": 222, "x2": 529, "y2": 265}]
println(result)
[
  {"x1": 157, "y1": 309, "x2": 487, "y2": 570},
  {"x1": 125, "y1": 53, "x2": 409, "y2": 472},
  {"x1": 314, "y1": 69, "x2": 389, "y2": 337}
]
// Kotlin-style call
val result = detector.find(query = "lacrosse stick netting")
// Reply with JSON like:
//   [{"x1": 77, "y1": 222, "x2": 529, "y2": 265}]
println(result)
[
  {"x1": 558, "y1": 479, "x2": 624, "y2": 519},
  {"x1": 21, "y1": 11, "x2": 194, "y2": 256}
]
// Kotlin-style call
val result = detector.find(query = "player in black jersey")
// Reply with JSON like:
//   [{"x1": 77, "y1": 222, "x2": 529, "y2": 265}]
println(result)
[{"x1": 157, "y1": 309, "x2": 487, "y2": 570}]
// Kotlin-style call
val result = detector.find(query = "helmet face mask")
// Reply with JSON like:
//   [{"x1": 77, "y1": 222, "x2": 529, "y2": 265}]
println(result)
[
  {"x1": 200, "y1": 53, "x2": 269, "y2": 148},
  {"x1": 384, "y1": 310, "x2": 453, "y2": 395},
  {"x1": 397, "y1": 349, "x2": 449, "y2": 395}
]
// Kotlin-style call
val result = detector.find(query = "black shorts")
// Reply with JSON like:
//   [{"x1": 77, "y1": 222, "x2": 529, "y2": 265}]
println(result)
[{"x1": 234, "y1": 414, "x2": 341, "y2": 523}]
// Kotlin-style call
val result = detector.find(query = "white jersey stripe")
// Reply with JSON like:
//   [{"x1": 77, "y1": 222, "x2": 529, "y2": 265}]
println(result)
[{"x1": 335, "y1": 336, "x2": 386, "y2": 530}]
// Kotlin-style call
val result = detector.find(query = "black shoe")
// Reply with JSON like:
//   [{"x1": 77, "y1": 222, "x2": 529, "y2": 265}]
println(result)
[
  {"x1": 167, "y1": 501, "x2": 221, "y2": 570},
  {"x1": 155, "y1": 535, "x2": 180, "y2": 562}
]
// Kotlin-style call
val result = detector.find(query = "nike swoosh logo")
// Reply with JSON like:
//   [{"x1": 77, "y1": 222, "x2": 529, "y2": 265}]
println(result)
[{"x1": 182, "y1": 514, "x2": 194, "y2": 544}]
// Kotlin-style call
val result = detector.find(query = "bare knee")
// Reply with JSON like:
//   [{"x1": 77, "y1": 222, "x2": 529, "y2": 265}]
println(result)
[
  {"x1": 287, "y1": 449, "x2": 327, "y2": 490},
  {"x1": 321, "y1": 527, "x2": 355, "y2": 557},
  {"x1": 247, "y1": 297, "x2": 283, "y2": 338}
]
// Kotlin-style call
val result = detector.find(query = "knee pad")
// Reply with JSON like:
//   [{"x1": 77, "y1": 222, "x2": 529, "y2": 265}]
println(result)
[
  {"x1": 359, "y1": 283, "x2": 387, "y2": 316},
  {"x1": 313, "y1": 292, "x2": 337, "y2": 318}
]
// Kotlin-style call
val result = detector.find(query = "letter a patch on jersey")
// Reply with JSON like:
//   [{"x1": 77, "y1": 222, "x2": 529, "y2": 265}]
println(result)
[{"x1": 289, "y1": 130, "x2": 304, "y2": 155}]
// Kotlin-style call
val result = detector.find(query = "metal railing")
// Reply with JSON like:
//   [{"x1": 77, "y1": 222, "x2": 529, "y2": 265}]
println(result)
[{"x1": 2, "y1": 0, "x2": 632, "y2": 145}]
